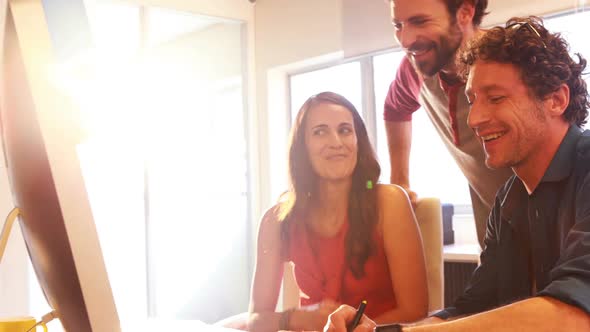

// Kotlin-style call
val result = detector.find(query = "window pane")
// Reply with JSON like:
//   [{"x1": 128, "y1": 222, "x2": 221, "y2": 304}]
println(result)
[
  {"x1": 84, "y1": 0, "x2": 141, "y2": 61},
  {"x1": 373, "y1": 51, "x2": 404, "y2": 182},
  {"x1": 48, "y1": 3, "x2": 252, "y2": 324},
  {"x1": 147, "y1": 82, "x2": 249, "y2": 322},
  {"x1": 290, "y1": 62, "x2": 362, "y2": 121},
  {"x1": 373, "y1": 52, "x2": 471, "y2": 205},
  {"x1": 142, "y1": 13, "x2": 250, "y2": 322}
]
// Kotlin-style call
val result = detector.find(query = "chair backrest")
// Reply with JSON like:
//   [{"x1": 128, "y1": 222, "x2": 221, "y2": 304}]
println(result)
[
  {"x1": 282, "y1": 262, "x2": 300, "y2": 310},
  {"x1": 280, "y1": 197, "x2": 444, "y2": 313},
  {"x1": 414, "y1": 197, "x2": 444, "y2": 312}
]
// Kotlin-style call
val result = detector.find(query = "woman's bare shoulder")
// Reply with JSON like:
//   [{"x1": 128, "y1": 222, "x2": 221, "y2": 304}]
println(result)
[
  {"x1": 374, "y1": 184, "x2": 416, "y2": 229},
  {"x1": 261, "y1": 204, "x2": 282, "y2": 223},
  {"x1": 375, "y1": 183, "x2": 411, "y2": 202},
  {"x1": 257, "y1": 204, "x2": 285, "y2": 238}
]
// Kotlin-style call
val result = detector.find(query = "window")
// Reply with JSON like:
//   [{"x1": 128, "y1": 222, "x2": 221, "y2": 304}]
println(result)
[
  {"x1": 290, "y1": 62, "x2": 363, "y2": 121},
  {"x1": 372, "y1": 52, "x2": 471, "y2": 205},
  {"x1": 29, "y1": 2, "x2": 251, "y2": 324},
  {"x1": 146, "y1": 78, "x2": 250, "y2": 322},
  {"x1": 545, "y1": 10, "x2": 590, "y2": 129},
  {"x1": 140, "y1": 9, "x2": 250, "y2": 322}
]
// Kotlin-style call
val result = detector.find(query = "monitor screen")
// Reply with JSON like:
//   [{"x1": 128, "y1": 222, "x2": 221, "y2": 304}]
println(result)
[{"x1": 0, "y1": 2, "x2": 120, "y2": 331}]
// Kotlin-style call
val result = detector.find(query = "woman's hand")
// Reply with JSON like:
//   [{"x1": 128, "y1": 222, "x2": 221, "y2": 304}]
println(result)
[
  {"x1": 294, "y1": 299, "x2": 342, "y2": 331},
  {"x1": 314, "y1": 300, "x2": 342, "y2": 329}
]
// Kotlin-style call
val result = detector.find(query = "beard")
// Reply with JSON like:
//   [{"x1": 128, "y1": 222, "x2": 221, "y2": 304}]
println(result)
[
  {"x1": 409, "y1": 22, "x2": 463, "y2": 77},
  {"x1": 485, "y1": 101, "x2": 547, "y2": 170}
]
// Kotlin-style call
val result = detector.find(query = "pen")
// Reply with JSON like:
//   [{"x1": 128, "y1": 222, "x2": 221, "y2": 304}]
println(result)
[{"x1": 347, "y1": 300, "x2": 367, "y2": 332}]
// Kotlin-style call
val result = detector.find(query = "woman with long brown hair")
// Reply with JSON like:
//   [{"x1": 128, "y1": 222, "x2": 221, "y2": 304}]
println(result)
[{"x1": 248, "y1": 92, "x2": 427, "y2": 331}]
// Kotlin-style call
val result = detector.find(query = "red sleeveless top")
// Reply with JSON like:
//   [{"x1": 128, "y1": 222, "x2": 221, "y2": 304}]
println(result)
[{"x1": 286, "y1": 219, "x2": 396, "y2": 318}]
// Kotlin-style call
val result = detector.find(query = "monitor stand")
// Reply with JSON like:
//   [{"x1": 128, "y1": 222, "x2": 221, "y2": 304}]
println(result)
[
  {"x1": 0, "y1": 207, "x2": 21, "y2": 265},
  {"x1": 0, "y1": 208, "x2": 56, "y2": 330}
]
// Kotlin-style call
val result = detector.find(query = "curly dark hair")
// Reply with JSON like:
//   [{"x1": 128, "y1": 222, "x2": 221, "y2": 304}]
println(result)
[
  {"x1": 444, "y1": 0, "x2": 488, "y2": 26},
  {"x1": 389, "y1": 0, "x2": 489, "y2": 26},
  {"x1": 460, "y1": 16, "x2": 589, "y2": 127},
  {"x1": 279, "y1": 91, "x2": 381, "y2": 278}
]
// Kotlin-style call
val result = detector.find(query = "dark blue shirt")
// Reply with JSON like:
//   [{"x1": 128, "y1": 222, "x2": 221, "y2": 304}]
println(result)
[{"x1": 435, "y1": 126, "x2": 590, "y2": 319}]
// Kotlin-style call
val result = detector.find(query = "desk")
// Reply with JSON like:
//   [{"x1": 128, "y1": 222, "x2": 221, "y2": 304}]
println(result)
[
  {"x1": 45, "y1": 319, "x2": 240, "y2": 332},
  {"x1": 124, "y1": 319, "x2": 240, "y2": 332},
  {"x1": 443, "y1": 243, "x2": 481, "y2": 264}
]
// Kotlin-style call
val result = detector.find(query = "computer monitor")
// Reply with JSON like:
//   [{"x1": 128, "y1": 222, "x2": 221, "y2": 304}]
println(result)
[{"x1": 0, "y1": 2, "x2": 120, "y2": 331}]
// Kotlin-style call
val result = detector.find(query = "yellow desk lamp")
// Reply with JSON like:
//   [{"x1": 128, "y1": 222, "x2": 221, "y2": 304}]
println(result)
[{"x1": 0, "y1": 208, "x2": 49, "y2": 332}]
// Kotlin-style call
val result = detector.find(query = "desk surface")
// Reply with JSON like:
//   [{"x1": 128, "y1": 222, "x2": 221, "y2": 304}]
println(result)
[
  {"x1": 45, "y1": 319, "x2": 240, "y2": 332},
  {"x1": 443, "y1": 243, "x2": 481, "y2": 263},
  {"x1": 124, "y1": 319, "x2": 240, "y2": 332}
]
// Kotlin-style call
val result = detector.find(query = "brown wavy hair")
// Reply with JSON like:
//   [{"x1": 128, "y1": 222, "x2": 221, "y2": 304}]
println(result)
[
  {"x1": 459, "y1": 16, "x2": 589, "y2": 126},
  {"x1": 278, "y1": 91, "x2": 381, "y2": 278},
  {"x1": 389, "y1": 0, "x2": 489, "y2": 26},
  {"x1": 444, "y1": 0, "x2": 488, "y2": 26}
]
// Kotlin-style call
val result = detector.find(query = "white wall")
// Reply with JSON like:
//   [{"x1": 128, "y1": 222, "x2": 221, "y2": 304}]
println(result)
[
  {"x1": 342, "y1": 0, "x2": 587, "y2": 58},
  {"x1": 485, "y1": 0, "x2": 584, "y2": 25}
]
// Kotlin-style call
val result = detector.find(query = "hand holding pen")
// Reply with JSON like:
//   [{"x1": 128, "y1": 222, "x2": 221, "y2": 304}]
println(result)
[
  {"x1": 347, "y1": 300, "x2": 367, "y2": 332},
  {"x1": 323, "y1": 301, "x2": 375, "y2": 332}
]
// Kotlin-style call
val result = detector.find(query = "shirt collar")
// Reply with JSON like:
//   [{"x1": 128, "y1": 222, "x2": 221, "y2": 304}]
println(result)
[
  {"x1": 500, "y1": 175, "x2": 526, "y2": 222},
  {"x1": 541, "y1": 125, "x2": 583, "y2": 182},
  {"x1": 437, "y1": 73, "x2": 465, "y2": 94},
  {"x1": 500, "y1": 125, "x2": 582, "y2": 220}
]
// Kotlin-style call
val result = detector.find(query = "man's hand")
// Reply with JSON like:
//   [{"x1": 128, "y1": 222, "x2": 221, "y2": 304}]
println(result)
[
  {"x1": 400, "y1": 185, "x2": 418, "y2": 210},
  {"x1": 323, "y1": 304, "x2": 376, "y2": 332}
]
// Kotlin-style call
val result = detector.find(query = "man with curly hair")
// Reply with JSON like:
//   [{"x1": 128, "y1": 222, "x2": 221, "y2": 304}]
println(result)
[
  {"x1": 326, "y1": 16, "x2": 590, "y2": 332},
  {"x1": 385, "y1": 0, "x2": 513, "y2": 248}
]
